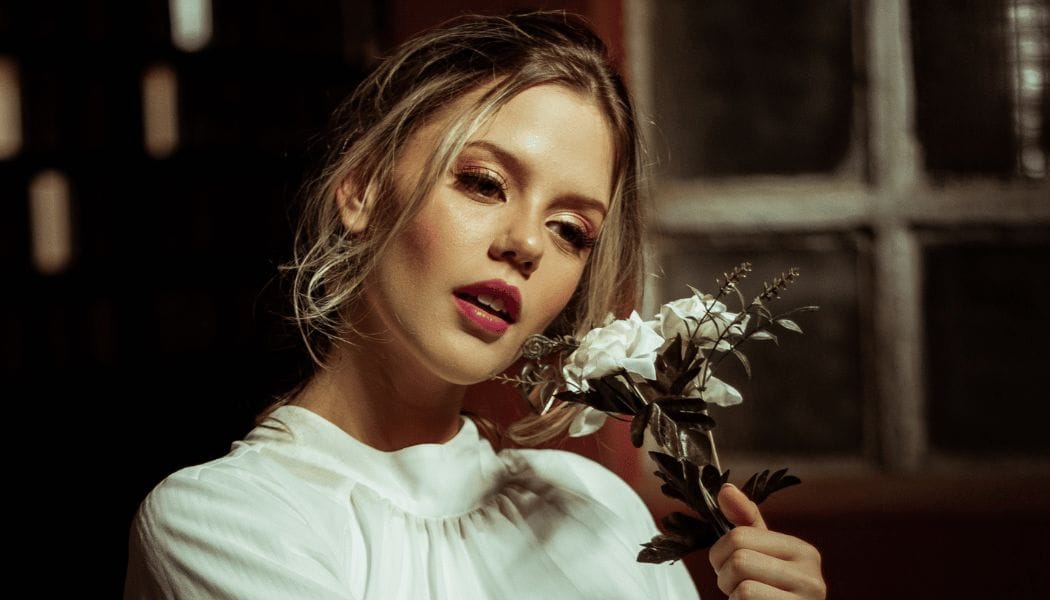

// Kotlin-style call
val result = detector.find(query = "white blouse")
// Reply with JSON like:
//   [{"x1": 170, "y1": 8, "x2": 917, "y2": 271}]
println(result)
[{"x1": 125, "y1": 405, "x2": 700, "y2": 599}]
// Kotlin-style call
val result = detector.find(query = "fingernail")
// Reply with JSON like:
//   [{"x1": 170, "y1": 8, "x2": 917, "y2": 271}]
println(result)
[{"x1": 720, "y1": 482, "x2": 737, "y2": 491}]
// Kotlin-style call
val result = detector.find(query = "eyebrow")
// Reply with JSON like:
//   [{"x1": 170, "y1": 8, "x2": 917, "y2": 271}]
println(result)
[{"x1": 463, "y1": 140, "x2": 610, "y2": 217}]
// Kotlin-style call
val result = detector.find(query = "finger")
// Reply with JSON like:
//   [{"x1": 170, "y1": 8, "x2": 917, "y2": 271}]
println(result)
[
  {"x1": 727, "y1": 579, "x2": 788, "y2": 600},
  {"x1": 709, "y1": 527, "x2": 821, "y2": 573},
  {"x1": 719, "y1": 483, "x2": 767, "y2": 530},
  {"x1": 715, "y1": 548, "x2": 796, "y2": 596}
]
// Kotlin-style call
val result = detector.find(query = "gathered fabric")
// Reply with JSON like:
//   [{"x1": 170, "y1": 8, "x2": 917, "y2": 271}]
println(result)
[{"x1": 125, "y1": 405, "x2": 699, "y2": 599}]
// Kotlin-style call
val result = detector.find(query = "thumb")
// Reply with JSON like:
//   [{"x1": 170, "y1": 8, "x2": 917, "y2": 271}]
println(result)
[{"x1": 718, "y1": 483, "x2": 767, "y2": 530}]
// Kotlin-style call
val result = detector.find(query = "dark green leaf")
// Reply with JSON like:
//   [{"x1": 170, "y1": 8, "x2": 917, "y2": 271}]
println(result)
[
  {"x1": 700, "y1": 464, "x2": 727, "y2": 496},
  {"x1": 636, "y1": 511, "x2": 722, "y2": 563},
  {"x1": 660, "y1": 482, "x2": 689, "y2": 504},
  {"x1": 680, "y1": 427, "x2": 714, "y2": 462},
  {"x1": 592, "y1": 375, "x2": 644, "y2": 414},
  {"x1": 553, "y1": 390, "x2": 599, "y2": 407},
  {"x1": 741, "y1": 468, "x2": 802, "y2": 503},
  {"x1": 755, "y1": 470, "x2": 769, "y2": 495},
  {"x1": 629, "y1": 404, "x2": 652, "y2": 448},
  {"x1": 637, "y1": 533, "x2": 695, "y2": 564},
  {"x1": 655, "y1": 397, "x2": 710, "y2": 418},
  {"x1": 681, "y1": 337, "x2": 700, "y2": 370},
  {"x1": 664, "y1": 334, "x2": 684, "y2": 371},
  {"x1": 662, "y1": 511, "x2": 710, "y2": 534},
  {"x1": 666, "y1": 410, "x2": 716, "y2": 430},
  {"x1": 778, "y1": 305, "x2": 820, "y2": 317},
  {"x1": 653, "y1": 368, "x2": 673, "y2": 395},
  {"x1": 731, "y1": 349, "x2": 752, "y2": 379},
  {"x1": 749, "y1": 330, "x2": 777, "y2": 343},
  {"x1": 554, "y1": 385, "x2": 628, "y2": 415},
  {"x1": 648, "y1": 451, "x2": 679, "y2": 473},
  {"x1": 751, "y1": 302, "x2": 772, "y2": 320},
  {"x1": 742, "y1": 472, "x2": 758, "y2": 499},
  {"x1": 670, "y1": 362, "x2": 704, "y2": 396},
  {"x1": 648, "y1": 403, "x2": 674, "y2": 455},
  {"x1": 695, "y1": 474, "x2": 734, "y2": 536},
  {"x1": 654, "y1": 353, "x2": 668, "y2": 374}
]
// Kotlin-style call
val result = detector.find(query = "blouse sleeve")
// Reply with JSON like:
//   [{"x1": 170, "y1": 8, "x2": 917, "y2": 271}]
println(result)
[
  {"x1": 525, "y1": 449, "x2": 702, "y2": 599},
  {"x1": 598, "y1": 471, "x2": 701, "y2": 600},
  {"x1": 124, "y1": 465, "x2": 354, "y2": 600}
]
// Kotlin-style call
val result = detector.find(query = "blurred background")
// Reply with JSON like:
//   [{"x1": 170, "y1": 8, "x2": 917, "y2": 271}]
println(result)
[{"x1": 2, "y1": 0, "x2": 1048, "y2": 597}]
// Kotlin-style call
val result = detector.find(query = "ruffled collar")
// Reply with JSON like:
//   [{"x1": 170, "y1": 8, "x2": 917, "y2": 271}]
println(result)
[{"x1": 245, "y1": 405, "x2": 510, "y2": 518}]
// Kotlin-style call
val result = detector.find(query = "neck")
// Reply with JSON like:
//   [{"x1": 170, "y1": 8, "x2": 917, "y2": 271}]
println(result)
[{"x1": 292, "y1": 340, "x2": 466, "y2": 451}]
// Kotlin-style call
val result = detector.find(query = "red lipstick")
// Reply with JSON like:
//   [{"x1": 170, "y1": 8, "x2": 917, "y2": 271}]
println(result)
[{"x1": 452, "y1": 280, "x2": 522, "y2": 336}]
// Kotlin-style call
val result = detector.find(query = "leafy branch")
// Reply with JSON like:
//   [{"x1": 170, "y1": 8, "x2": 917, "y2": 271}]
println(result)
[{"x1": 499, "y1": 263, "x2": 814, "y2": 563}]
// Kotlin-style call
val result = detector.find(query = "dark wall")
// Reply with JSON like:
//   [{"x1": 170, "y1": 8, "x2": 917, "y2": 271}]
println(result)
[{"x1": 0, "y1": 0, "x2": 622, "y2": 595}]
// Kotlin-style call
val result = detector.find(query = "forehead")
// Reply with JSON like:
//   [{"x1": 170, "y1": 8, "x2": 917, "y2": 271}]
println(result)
[
  {"x1": 482, "y1": 84, "x2": 615, "y2": 201},
  {"x1": 410, "y1": 83, "x2": 617, "y2": 206}
]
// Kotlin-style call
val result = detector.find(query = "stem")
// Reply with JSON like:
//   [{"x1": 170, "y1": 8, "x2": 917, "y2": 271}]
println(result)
[
  {"x1": 622, "y1": 374, "x2": 656, "y2": 406},
  {"x1": 704, "y1": 416, "x2": 723, "y2": 473},
  {"x1": 708, "y1": 301, "x2": 771, "y2": 374},
  {"x1": 691, "y1": 309, "x2": 748, "y2": 389}
]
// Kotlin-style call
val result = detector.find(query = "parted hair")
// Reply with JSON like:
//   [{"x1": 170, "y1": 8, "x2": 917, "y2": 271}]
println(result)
[{"x1": 280, "y1": 11, "x2": 646, "y2": 444}]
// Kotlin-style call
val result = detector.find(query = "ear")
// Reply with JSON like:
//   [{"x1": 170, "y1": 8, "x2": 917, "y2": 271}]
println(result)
[{"x1": 335, "y1": 175, "x2": 370, "y2": 233}]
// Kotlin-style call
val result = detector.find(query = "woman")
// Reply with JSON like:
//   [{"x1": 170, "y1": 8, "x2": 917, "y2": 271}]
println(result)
[{"x1": 125, "y1": 12, "x2": 825, "y2": 599}]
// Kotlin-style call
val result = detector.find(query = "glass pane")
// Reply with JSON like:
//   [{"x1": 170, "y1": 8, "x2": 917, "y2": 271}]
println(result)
[
  {"x1": 651, "y1": 0, "x2": 855, "y2": 177},
  {"x1": 656, "y1": 232, "x2": 869, "y2": 456},
  {"x1": 911, "y1": 0, "x2": 1049, "y2": 178},
  {"x1": 924, "y1": 228, "x2": 1050, "y2": 455}
]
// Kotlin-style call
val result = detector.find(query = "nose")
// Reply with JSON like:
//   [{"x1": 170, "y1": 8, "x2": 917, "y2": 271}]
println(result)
[{"x1": 489, "y1": 211, "x2": 543, "y2": 276}]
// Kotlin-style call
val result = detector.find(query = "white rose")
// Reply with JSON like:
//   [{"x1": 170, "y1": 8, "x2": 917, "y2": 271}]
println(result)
[
  {"x1": 650, "y1": 293, "x2": 745, "y2": 348},
  {"x1": 568, "y1": 407, "x2": 609, "y2": 437},
  {"x1": 562, "y1": 311, "x2": 664, "y2": 392}
]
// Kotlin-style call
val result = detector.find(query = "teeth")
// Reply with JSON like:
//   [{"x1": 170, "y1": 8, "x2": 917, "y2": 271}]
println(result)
[{"x1": 476, "y1": 294, "x2": 506, "y2": 314}]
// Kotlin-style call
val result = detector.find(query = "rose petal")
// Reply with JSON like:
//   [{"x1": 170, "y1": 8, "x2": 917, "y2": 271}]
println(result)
[{"x1": 568, "y1": 407, "x2": 608, "y2": 437}]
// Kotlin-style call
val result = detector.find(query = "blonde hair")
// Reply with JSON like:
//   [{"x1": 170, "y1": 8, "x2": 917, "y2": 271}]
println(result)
[{"x1": 280, "y1": 12, "x2": 646, "y2": 444}]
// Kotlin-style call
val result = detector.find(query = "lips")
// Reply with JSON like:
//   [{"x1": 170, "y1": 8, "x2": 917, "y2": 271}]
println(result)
[{"x1": 453, "y1": 280, "x2": 522, "y2": 335}]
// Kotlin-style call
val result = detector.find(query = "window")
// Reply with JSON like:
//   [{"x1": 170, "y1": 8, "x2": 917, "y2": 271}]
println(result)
[{"x1": 628, "y1": 0, "x2": 1050, "y2": 473}]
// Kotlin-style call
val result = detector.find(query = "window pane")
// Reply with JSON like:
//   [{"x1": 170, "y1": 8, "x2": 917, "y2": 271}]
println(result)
[
  {"x1": 656, "y1": 232, "x2": 869, "y2": 455},
  {"x1": 924, "y1": 228, "x2": 1050, "y2": 455},
  {"x1": 651, "y1": 0, "x2": 855, "y2": 177},
  {"x1": 911, "y1": 0, "x2": 1049, "y2": 178}
]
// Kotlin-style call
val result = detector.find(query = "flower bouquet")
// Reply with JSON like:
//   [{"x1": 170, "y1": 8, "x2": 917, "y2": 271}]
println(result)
[{"x1": 497, "y1": 263, "x2": 817, "y2": 563}]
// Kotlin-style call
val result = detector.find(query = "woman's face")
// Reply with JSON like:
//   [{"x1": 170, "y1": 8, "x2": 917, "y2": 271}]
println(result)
[{"x1": 357, "y1": 83, "x2": 615, "y2": 385}]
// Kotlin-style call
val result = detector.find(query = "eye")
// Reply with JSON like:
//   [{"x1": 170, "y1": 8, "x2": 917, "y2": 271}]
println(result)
[
  {"x1": 548, "y1": 219, "x2": 598, "y2": 253},
  {"x1": 454, "y1": 167, "x2": 507, "y2": 201}
]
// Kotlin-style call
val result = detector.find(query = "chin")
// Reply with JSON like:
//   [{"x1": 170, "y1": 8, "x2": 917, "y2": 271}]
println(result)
[
  {"x1": 438, "y1": 354, "x2": 518, "y2": 386},
  {"x1": 422, "y1": 338, "x2": 522, "y2": 386}
]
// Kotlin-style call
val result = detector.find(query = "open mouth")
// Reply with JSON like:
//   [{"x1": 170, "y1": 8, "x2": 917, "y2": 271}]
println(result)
[
  {"x1": 452, "y1": 280, "x2": 522, "y2": 331},
  {"x1": 454, "y1": 292, "x2": 513, "y2": 323}
]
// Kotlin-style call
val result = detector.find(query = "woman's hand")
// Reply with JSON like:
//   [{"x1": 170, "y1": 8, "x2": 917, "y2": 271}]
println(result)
[{"x1": 708, "y1": 484, "x2": 827, "y2": 599}]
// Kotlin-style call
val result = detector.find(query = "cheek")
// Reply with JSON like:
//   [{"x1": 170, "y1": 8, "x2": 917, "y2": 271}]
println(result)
[
  {"x1": 534, "y1": 267, "x2": 585, "y2": 324},
  {"x1": 397, "y1": 203, "x2": 455, "y2": 273},
  {"x1": 405, "y1": 192, "x2": 470, "y2": 252},
  {"x1": 404, "y1": 217, "x2": 438, "y2": 256}
]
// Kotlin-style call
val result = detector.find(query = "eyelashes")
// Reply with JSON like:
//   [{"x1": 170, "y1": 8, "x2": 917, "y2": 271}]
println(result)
[
  {"x1": 550, "y1": 221, "x2": 598, "y2": 251},
  {"x1": 452, "y1": 167, "x2": 598, "y2": 253},
  {"x1": 455, "y1": 167, "x2": 507, "y2": 200}
]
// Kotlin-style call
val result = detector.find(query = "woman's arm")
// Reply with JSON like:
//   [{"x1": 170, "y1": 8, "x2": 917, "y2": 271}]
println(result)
[{"x1": 708, "y1": 485, "x2": 827, "y2": 599}]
